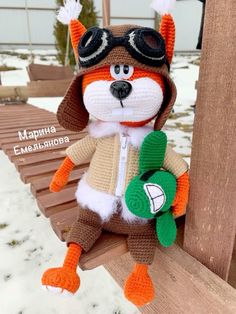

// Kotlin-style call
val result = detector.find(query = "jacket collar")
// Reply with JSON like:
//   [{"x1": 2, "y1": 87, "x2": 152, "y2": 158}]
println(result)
[{"x1": 88, "y1": 121, "x2": 153, "y2": 148}]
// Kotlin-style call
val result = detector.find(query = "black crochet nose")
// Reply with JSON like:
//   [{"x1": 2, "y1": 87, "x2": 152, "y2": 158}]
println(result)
[{"x1": 110, "y1": 80, "x2": 132, "y2": 100}]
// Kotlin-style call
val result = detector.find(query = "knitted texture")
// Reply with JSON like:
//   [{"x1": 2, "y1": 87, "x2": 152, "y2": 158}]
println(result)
[
  {"x1": 50, "y1": 156, "x2": 74, "y2": 192},
  {"x1": 139, "y1": 131, "x2": 167, "y2": 173},
  {"x1": 125, "y1": 131, "x2": 177, "y2": 218},
  {"x1": 57, "y1": 24, "x2": 177, "y2": 132},
  {"x1": 160, "y1": 14, "x2": 175, "y2": 64},
  {"x1": 63, "y1": 243, "x2": 82, "y2": 270},
  {"x1": 124, "y1": 264, "x2": 155, "y2": 306},
  {"x1": 172, "y1": 171, "x2": 190, "y2": 216},
  {"x1": 66, "y1": 206, "x2": 157, "y2": 265},
  {"x1": 155, "y1": 210, "x2": 176, "y2": 247},
  {"x1": 82, "y1": 66, "x2": 165, "y2": 94},
  {"x1": 41, "y1": 243, "x2": 82, "y2": 293},
  {"x1": 66, "y1": 133, "x2": 188, "y2": 196},
  {"x1": 65, "y1": 135, "x2": 97, "y2": 165},
  {"x1": 57, "y1": 75, "x2": 89, "y2": 132},
  {"x1": 69, "y1": 19, "x2": 86, "y2": 58}
]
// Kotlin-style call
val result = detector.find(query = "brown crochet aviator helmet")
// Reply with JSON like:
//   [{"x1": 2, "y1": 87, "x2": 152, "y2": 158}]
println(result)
[{"x1": 57, "y1": 15, "x2": 177, "y2": 132}]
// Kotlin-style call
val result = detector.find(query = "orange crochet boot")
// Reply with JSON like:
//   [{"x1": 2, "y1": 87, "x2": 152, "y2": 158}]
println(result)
[
  {"x1": 42, "y1": 243, "x2": 82, "y2": 295},
  {"x1": 124, "y1": 264, "x2": 155, "y2": 306}
]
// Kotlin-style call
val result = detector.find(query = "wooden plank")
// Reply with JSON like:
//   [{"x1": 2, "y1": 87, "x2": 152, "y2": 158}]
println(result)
[
  {"x1": 183, "y1": 0, "x2": 236, "y2": 280},
  {"x1": 3, "y1": 138, "x2": 78, "y2": 162},
  {"x1": 80, "y1": 233, "x2": 128, "y2": 271},
  {"x1": 0, "y1": 120, "x2": 60, "y2": 131},
  {"x1": 228, "y1": 237, "x2": 236, "y2": 289},
  {"x1": 30, "y1": 167, "x2": 86, "y2": 196},
  {"x1": 1, "y1": 132, "x2": 78, "y2": 149},
  {"x1": 0, "y1": 117, "x2": 57, "y2": 129},
  {"x1": 0, "y1": 129, "x2": 76, "y2": 147},
  {"x1": 0, "y1": 113, "x2": 56, "y2": 122},
  {"x1": 0, "y1": 124, "x2": 64, "y2": 137},
  {"x1": 0, "y1": 79, "x2": 72, "y2": 98},
  {"x1": 36, "y1": 184, "x2": 78, "y2": 216},
  {"x1": 19, "y1": 159, "x2": 66, "y2": 183},
  {"x1": 105, "y1": 245, "x2": 236, "y2": 314},
  {"x1": 102, "y1": 0, "x2": 110, "y2": 27},
  {"x1": 27, "y1": 64, "x2": 74, "y2": 81},
  {"x1": 14, "y1": 149, "x2": 67, "y2": 169}
]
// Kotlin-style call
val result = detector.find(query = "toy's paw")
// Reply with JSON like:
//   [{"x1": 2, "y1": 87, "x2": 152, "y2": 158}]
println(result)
[
  {"x1": 124, "y1": 267, "x2": 154, "y2": 306},
  {"x1": 41, "y1": 267, "x2": 80, "y2": 294},
  {"x1": 49, "y1": 179, "x2": 66, "y2": 192}
]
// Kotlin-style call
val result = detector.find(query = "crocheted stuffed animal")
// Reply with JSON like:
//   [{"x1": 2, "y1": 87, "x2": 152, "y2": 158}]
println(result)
[{"x1": 42, "y1": 0, "x2": 189, "y2": 306}]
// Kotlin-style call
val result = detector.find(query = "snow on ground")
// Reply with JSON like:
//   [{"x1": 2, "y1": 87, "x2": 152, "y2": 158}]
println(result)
[{"x1": 0, "y1": 50, "x2": 199, "y2": 314}]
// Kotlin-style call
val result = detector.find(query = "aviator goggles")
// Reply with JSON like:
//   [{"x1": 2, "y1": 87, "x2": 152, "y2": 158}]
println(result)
[{"x1": 78, "y1": 27, "x2": 169, "y2": 69}]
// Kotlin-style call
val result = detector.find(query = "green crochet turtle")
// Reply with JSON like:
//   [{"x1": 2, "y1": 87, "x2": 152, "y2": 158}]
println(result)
[{"x1": 125, "y1": 131, "x2": 177, "y2": 247}]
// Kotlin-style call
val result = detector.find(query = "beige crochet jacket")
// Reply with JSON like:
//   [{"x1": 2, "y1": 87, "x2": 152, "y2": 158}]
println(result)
[{"x1": 66, "y1": 122, "x2": 188, "y2": 223}]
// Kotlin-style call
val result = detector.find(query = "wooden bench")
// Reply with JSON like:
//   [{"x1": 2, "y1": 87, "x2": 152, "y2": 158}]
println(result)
[{"x1": 0, "y1": 64, "x2": 74, "y2": 101}]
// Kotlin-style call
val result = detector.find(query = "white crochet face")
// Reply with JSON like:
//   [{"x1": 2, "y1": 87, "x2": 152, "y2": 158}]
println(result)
[{"x1": 83, "y1": 65, "x2": 164, "y2": 123}]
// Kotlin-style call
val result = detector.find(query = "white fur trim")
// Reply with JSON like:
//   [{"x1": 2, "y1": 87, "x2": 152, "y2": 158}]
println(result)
[
  {"x1": 127, "y1": 125, "x2": 153, "y2": 148},
  {"x1": 43, "y1": 285, "x2": 73, "y2": 297},
  {"x1": 76, "y1": 175, "x2": 148, "y2": 223},
  {"x1": 150, "y1": 0, "x2": 176, "y2": 15},
  {"x1": 76, "y1": 175, "x2": 119, "y2": 222},
  {"x1": 88, "y1": 121, "x2": 121, "y2": 139},
  {"x1": 88, "y1": 121, "x2": 153, "y2": 148},
  {"x1": 57, "y1": 0, "x2": 82, "y2": 25}
]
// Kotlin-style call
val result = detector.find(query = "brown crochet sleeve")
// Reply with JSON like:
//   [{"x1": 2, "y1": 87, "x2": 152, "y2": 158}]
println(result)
[
  {"x1": 163, "y1": 145, "x2": 189, "y2": 178},
  {"x1": 66, "y1": 135, "x2": 97, "y2": 165}
]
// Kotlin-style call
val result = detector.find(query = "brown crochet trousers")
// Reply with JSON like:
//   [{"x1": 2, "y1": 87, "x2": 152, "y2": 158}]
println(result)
[{"x1": 66, "y1": 206, "x2": 157, "y2": 265}]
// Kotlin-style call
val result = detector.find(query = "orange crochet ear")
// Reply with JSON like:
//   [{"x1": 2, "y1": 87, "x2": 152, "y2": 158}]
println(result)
[
  {"x1": 69, "y1": 20, "x2": 86, "y2": 59},
  {"x1": 56, "y1": 0, "x2": 86, "y2": 59},
  {"x1": 159, "y1": 14, "x2": 175, "y2": 64}
]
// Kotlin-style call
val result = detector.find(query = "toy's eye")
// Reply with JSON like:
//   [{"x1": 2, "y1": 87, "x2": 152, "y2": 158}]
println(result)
[{"x1": 110, "y1": 65, "x2": 134, "y2": 80}]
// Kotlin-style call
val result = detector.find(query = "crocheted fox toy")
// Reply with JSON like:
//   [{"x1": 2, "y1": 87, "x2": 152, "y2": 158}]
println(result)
[{"x1": 42, "y1": 0, "x2": 189, "y2": 306}]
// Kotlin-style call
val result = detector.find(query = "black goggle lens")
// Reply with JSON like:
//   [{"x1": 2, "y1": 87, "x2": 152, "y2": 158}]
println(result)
[{"x1": 78, "y1": 27, "x2": 112, "y2": 67}]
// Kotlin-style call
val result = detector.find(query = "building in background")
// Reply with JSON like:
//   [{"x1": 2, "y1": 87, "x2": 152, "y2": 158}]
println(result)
[{"x1": 0, "y1": 0, "x2": 202, "y2": 51}]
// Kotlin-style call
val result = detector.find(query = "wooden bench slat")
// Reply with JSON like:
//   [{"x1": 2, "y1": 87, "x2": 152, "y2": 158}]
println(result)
[
  {"x1": 5, "y1": 139, "x2": 78, "y2": 162},
  {"x1": 37, "y1": 185, "x2": 77, "y2": 215},
  {"x1": 27, "y1": 64, "x2": 73, "y2": 81},
  {"x1": 0, "y1": 130, "x2": 77, "y2": 147},
  {"x1": 30, "y1": 167, "x2": 86, "y2": 196},
  {"x1": 0, "y1": 120, "x2": 60, "y2": 131},
  {"x1": 1, "y1": 132, "x2": 79, "y2": 150},
  {"x1": 0, "y1": 123, "x2": 62, "y2": 135},
  {"x1": 105, "y1": 245, "x2": 236, "y2": 313},
  {"x1": 14, "y1": 149, "x2": 67, "y2": 169},
  {"x1": 0, "y1": 118, "x2": 58, "y2": 129},
  {"x1": 20, "y1": 159, "x2": 66, "y2": 183}
]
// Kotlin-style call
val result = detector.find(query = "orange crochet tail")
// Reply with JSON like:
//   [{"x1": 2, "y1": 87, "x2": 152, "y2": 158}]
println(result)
[
  {"x1": 159, "y1": 14, "x2": 175, "y2": 64},
  {"x1": 50, "y1": 156, "x2": 74, "y2": 192},
  {"x1": 172, "y1": 171, "x2": 190, "y2": 216},
  {"x1": 42, "y1": 243, "x2": 82, "y2": 294},
  {"x1": 124, "y1": 264, "x2": 155, "y2": 306}
]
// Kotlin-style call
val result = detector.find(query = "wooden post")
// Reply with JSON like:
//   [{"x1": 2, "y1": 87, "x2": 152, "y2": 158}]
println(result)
[
  {"x1": 183, "y1": 0, "x2": 236, "y2": 280},
  {"x1": 102, "y1": 0, "x2": 110, "y2": 27}
]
